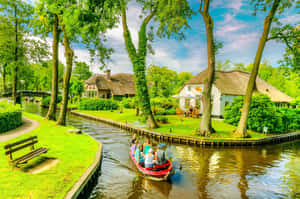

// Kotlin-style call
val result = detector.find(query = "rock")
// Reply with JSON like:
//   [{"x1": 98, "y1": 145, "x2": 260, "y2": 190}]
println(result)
[{"x1": 67, "y1": 129, "x2": 82, "y2": 134}]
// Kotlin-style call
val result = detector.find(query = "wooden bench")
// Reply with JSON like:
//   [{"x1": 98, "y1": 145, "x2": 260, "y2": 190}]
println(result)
[{"x1": 4, "y1": 136, "x2": 49, "y2": 167}]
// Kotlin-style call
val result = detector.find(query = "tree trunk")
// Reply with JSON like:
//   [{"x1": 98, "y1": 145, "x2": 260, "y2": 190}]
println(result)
[
  {"x1": 45, "y1": 14, "x2": 60, "y2": 121},
  {"x1": 12, "y1": 5, "x2": 18, "y2": 105},
  {"x1": 235, "y1": 0, "x2": 280, "y2": 138},
  {"x1": 56, "y1": 22, "x2": 74, "y2": 126},
  {"x1": 120, "y1": 2, "x2": 158, "y2": 129},
  {"x1": 198, "y1": 0, "x2": 215, "y2": 136},
  {"x1": 2, "y1": 63, "x2": 6, "y2": 93}
]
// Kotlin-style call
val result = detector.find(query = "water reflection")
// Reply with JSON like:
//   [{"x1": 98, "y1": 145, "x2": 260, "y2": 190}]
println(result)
[{"x1": 23, "y1": 103, "x2": 300, "y2": 199}]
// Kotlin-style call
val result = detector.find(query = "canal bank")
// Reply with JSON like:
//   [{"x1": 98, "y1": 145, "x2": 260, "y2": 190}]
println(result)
[
  {"x1": 0, "y1": 112, "x2": 101, "y2": 199},
  {"x1": 71, "y1": 110, "x2": 300, "y2": 146}
]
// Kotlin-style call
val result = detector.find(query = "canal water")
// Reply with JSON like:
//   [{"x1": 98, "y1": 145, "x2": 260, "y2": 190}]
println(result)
[{"x1": 24, "y1": 103, "x2": 300, "y2": 199}]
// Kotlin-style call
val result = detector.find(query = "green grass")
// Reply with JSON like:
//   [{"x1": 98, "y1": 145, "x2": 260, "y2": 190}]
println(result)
[
  {"x1": 0, "y1": 112, "x2": 98, "y2": 199},
  {"x1": 75, "y1": 109, "x2": 267, "y2": 140}
]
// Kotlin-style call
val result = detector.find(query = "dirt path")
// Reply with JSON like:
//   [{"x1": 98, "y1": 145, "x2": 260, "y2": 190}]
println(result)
[{"x1": 0, "y1": 116, "x2": 40, "y2": 143}]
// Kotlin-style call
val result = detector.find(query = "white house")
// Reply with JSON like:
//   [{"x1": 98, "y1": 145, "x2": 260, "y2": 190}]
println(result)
[{"x1": 176, "y1": 70, "x2": 293, "y2": 117}]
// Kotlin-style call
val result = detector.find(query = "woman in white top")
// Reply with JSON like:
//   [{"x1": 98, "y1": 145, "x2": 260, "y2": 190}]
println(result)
[{"x1": 144, "y1": 148, "x2": 155, "y2": 168}]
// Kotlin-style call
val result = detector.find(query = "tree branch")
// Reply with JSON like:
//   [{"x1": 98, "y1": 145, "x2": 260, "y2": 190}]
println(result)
[{"x1": 143, "y1": 9, "x2": 156, "y2": 25}]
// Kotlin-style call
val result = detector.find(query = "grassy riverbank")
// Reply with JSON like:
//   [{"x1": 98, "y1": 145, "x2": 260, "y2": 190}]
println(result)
[
  {"x1": 75, "y1": 109, "x2": 267, "y2": 139},
  {"x1": 0, "y1": 112, "x2": 98, "y2": 198}
]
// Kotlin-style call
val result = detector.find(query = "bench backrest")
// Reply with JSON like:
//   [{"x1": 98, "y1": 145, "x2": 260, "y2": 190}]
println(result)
[{"x1": 4, "y1": 136, "x2": 38, "y2": 159}]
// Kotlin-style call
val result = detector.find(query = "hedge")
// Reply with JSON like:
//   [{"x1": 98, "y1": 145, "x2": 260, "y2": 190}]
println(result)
[
  {"x1": 78, "y1": 98, "x2": 119, "y2": 111},
  {"x1": 0, "y1": 102, "x2": 22, "y2": 134},
  {"x1": 41, "y1": 95, "x2": 62, "y2": 107},
  {"x1": 224, "y1": 94, "x2": 300, "y2": 134}
]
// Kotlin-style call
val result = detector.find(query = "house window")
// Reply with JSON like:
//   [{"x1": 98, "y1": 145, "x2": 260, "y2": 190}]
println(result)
[{"x1": 225, "y1": 101, "x2": 230, "y2": 107}]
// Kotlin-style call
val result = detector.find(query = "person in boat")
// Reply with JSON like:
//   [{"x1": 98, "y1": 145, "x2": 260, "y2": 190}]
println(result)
[
  {"x1": 131, "y1": 133, "x2": 137, "y2": 145},
  {"x1": 155, "y1": 145, "x2": 167, "y2": 165},
  {"x1": 135, "y1": 144, "x2": 144, "y2": 165},
  {"x1": 131, "y1": 139, "x2": 138, "y2": 156},
  {"x1": 145, "y1": 148, "x2": 156, "y2": 168},
  {"x1": 143, "y1": 137, "x2": 151, "y2": 155}
]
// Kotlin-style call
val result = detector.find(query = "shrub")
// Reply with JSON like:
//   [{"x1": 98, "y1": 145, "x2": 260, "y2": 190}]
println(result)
[
  {"x1": 0, "y1": 102, "x2": 22, "y2": 134},
  {"x1": 155, "y1": 115, "x2": 169, "y2": 123},
  {"x1": 224, "y1": 94, "x2": 284, "y2": 133},
  {"x1": 151, "y1": 97, "x2": 178, "y2": 110},
  {"x1": 41, "y1": 95, "x2": 62, "y2": 106},
  {"x1": 78, "y1": 98, "x2": 119, "y2": 110},
  {"x1": 153, "y1": 107, "x2": 176, "y2": 115},
  {"x1": 120, "y1": 97, "x2": 137, "y2": 109},
  {"x1": 277, "y1": 107, "x2": 300, "y2": 132}
]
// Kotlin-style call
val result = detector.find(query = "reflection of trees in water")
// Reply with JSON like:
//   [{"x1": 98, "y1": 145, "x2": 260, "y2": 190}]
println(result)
[
  {"x1": 282, "y1": 141, "x2": 300, "y2": 198},
  {"x1": 171, "y1": 144, "x2": 283, "y2": 199}
]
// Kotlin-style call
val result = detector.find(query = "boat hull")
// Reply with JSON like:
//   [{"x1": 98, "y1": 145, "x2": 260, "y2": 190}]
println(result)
[{"x1": 129, "y1": 151, "x2": 172, "y2": 181}]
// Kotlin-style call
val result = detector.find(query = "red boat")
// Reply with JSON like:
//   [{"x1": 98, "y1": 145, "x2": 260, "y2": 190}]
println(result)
[{"x1": 129, "y1": 150, "x2": 173, "y2": 181}]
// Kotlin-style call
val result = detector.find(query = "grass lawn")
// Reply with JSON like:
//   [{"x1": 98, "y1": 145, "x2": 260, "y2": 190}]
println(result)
[
  {"x1": 75, "y1": 109, "x2": 267, "y2": 140},
  {"x1": 0, "y1": 112, "x2": 99, "y2": 199}
]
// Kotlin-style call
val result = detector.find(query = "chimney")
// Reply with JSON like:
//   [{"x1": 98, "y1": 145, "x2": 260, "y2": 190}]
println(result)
[{"x1": 106, "y1": 69, "x2": 111, "y2": 80}]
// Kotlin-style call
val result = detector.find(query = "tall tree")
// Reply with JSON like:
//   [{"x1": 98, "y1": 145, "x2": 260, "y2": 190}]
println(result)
[
  {"x1": 120, "y1": 0, "x2": 193, "y2": 129},
  {"x1": 198, "y1": 0, "x2": 216, "y2": 136},
  {"x1": 34, "y1": 2, "x2": 62, "y2": 120},
  {"x1": 235, "y1": 0, "x2": 294, "y2": 138},
  {"x1": 0, "y1": 0, "x2": 33, "y2": 104},
  {"x1": 54, "y1": 0, "x2": 118, "y2": 125}
]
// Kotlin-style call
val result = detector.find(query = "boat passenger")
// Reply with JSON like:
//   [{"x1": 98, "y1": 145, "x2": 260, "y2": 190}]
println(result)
[
  {"x1": 131, "y1": 140, "x2": 138, "y2": 156},
  {"x1": 155, "y1": 145, "x2": 167, "y2": 165},
  {"x1": 135, "y1": 144, "x2": 144, "y2": 164},
  {"x1": 131, "y1": 133, "x2": 137, "y2": 145},
  {"x1": 145, "y1": 149, "x2": 155, "y2": 168},
  {"x1": 143, "y1": 137, "x2": 151, "y2": 155}
]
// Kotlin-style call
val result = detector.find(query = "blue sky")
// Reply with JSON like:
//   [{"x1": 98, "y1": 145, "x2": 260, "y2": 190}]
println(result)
[{"x1": 30, "y1": 0, "x2": 299, "y2": 75}]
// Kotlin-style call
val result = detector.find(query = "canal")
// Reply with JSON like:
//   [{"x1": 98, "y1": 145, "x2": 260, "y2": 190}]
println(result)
[{"x1": 24, "y1": 103, "x2": 300, "y2": 199}]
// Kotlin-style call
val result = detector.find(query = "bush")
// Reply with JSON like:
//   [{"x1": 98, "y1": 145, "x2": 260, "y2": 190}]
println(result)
[
  {"x1": 224, "y1": 94, "x2": 284, "y2": 133},
  {"x1": 79, "y1": 98, "x2": 119, "y2": 110},
  {"x1": 277, "y1": 107, "x2": 300, "y2": 132},
  {"x1": 153, "y1": 107, "x2": 176, "y2": 115},
  {"x1": 120, "y1": 97, "x2": 137, "y2": 109},
  {"x1": 41, "y1": 95, "x2": 62, "y2": 106},
  {"x1": 150, "y1": 97, "x2": 178, "y2": 110},
  {"x1": 155, "y1": 116, "x2": 169, "y2": 123},
  {"x1": 0, "y1": 102, "x2": 22, "y2": 134}
]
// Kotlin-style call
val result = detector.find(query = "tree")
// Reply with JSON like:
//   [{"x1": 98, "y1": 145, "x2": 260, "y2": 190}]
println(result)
[
  {"x1": 269, "y1": 24, "x2": 300, "y2": 70},
  {"x1": 235, "y1": 0, "x2": 294, "y2": 138},
  {"x1": 0, "y1": 16, "x2": 14, "y2": 93},
  {"x1": 216, "y1": 59, "x2": 231, "y2": 71},
  {"x1": 69, "y1": 78, "x2": 84, "y2": 103},
  {"x1": 50, "y1": 0, "x2": 118, "y2": 125},
  {"x1": 147, "y1": 65, "x2": 178, "y2": 98},
  {"x1": 73, "y1": 61, "x2": 92, "y2": 81},
  {"x1": 0, "y1": 0, "x2": 33, "y2": 104},
  {"x1": 34, "y1": 2, "x2": 61, "y2": 120},
  {"x1": 198, "y1": 0, "x2": 216, "y2": 136},
  {"x1": 120, "y1": 0, "x2": 193, "y2": 129}
]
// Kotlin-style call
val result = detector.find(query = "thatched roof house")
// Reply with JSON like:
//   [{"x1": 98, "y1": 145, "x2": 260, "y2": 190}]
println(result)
[
  {"x1": 177, "y1": 70, "x2": 293, "y2": 117},
  {"x1": 83, "y1": 70, "x2": 136, "y2": 98}
]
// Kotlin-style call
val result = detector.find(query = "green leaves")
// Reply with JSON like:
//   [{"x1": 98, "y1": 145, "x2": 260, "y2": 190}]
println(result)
[{"x1": 0, "y1": 101, "x2": 22, "y2": 133}]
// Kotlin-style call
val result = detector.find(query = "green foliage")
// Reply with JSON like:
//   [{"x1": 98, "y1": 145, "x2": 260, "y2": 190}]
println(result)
[
  {"x1": 155, "y1": 115, "x2": 169, "y2": 123},
  {"x1": 224, "y1": 94, "x2": 284, "y2": 133},
  {"x1": 0, "y1": 101, "x2": 22, "y2": 133},
  {"x1": 72, "y1": 61, "x2": 92, "y2": 80},
  {"x1": 121, "y1": 97, "x2": 138, "y2": 109},
  {"x1": 41, "y1": 95, "x2": 62, "y2": 106},
  {"x1": 151, "y1": 97, "x2": 178, "y2": 109},
  {"x1": 277, "y1": 107, "x2": 300, "y2": 131},
  {"x1": 78, "y1": 98, "x2": 119, "y2": 111},
  {"x1": 291, "y1": 97, "x2": 300, "y2": 106}
]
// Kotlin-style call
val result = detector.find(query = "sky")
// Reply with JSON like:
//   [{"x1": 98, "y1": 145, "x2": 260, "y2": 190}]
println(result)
[{"x1": 29, "y1": 0, "x2": 299, "y2": 75}]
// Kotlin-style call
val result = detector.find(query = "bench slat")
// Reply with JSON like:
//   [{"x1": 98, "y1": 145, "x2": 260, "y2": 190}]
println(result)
[
  {"x1": 4, "y1": 136, "x2": 37, "y2": 149},
  {"x1": 12, "y1": 148, "x2": 49, "y2": 164},
  {"x1": 5, "y1": 140, "x2": 38, "y2": 155}
]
